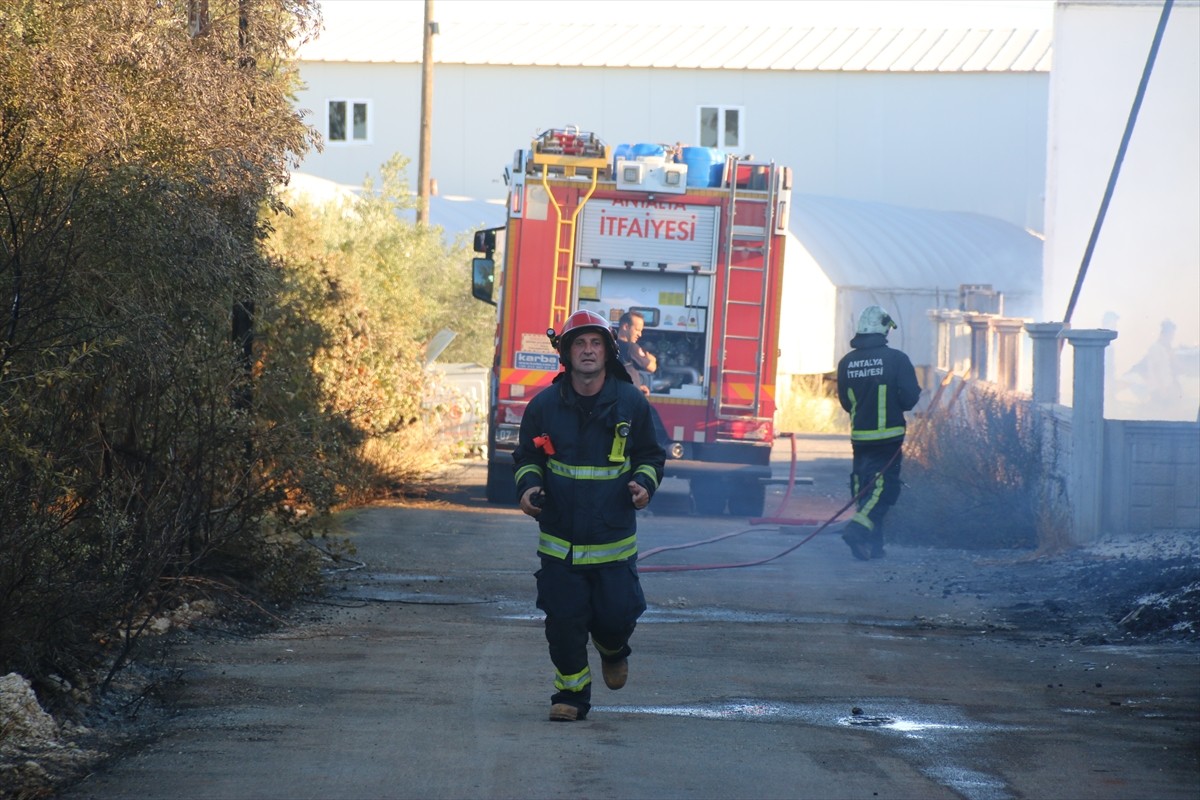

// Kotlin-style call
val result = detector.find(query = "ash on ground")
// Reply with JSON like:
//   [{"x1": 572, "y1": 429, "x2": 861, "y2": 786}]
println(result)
[{"x1": 913, "y1": 530, "x2": 1200, "y2": 645}]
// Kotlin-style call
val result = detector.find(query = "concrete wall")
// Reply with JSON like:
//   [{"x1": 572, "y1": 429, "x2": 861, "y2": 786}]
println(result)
[
  {"x1": 931, "y1": 312, "x2": 1200, "y2": 538},
  {"x1": 293, "y1": 63, "x2": 1048, "y2": 230},
  {"x1": 1104, "y1": 420, "x2": 1200, "y2": 532}
]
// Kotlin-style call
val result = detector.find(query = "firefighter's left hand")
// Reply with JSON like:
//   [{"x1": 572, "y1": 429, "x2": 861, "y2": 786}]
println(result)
[
  {"x1": 520, "y1": 486, "x2": 544, "y2": 517},
  {"x1": 628, "y1": 481, "x2": 649, "y2": 510}
]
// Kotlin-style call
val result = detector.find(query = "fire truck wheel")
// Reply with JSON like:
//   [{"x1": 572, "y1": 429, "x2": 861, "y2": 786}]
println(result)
[
  {"x1": 690, "y1": 477, "x2": 729, "y2": 516},
  {"x1": 727, "y1": 480, "x2": 766, "y2": 518},
  {"x1": 485, "y1": 462, "x2": 518, "y2": 504}
]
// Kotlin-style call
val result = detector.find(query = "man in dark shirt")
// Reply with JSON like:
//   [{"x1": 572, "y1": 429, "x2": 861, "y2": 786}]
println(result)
[{"x1": 616, "y1": 311, "x2": 657, "y2": 394}]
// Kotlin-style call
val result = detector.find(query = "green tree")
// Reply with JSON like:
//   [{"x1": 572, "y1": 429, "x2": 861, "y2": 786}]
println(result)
[{"x1": 263, "y1": 154, "x2": 496, "y2": 497}]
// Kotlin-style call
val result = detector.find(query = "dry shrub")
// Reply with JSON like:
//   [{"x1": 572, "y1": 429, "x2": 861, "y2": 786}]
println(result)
[
  {"x1": 342, "y1": 424, "x2": 457, "y2": 505},
  {"x1": 776, "y1": 374, "x2": 849, "y2": 434},
  {"x1": 888, "y1": 379, "x2": 1057, "y2": 550}
]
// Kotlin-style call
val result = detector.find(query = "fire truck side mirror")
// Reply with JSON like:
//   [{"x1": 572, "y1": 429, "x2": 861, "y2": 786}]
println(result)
[
  {"x1": 473, "y1": 229, "x2": 497, "y2": 255},
  {"x1": 471, "y1": 258, "x2": 496, "y2": 306}
]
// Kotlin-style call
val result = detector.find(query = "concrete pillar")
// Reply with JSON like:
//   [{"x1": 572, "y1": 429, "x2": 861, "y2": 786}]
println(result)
[
  {"x1": 943, "y1": 311, "x2": 967, "y2": 374},
  {"x1": 964, "y1": 313, "x2": 993, "y2": 381},
  {"x1": 1063, "y1": 328, "x2": 1118, "y2": 543},
  {"x1": 992, "y1": 318, "x2": 1027, "y2": 392},
  {"x1": 1024, "y1": 322, "x2": 1066, "y2": 404},
  {"x1": 928, "y1": 310, "x2": 950, "y2": 372}
]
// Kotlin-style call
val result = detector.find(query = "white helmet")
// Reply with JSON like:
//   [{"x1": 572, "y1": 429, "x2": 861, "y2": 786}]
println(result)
[{"x1": 856, "y1": 305, "x2": 897, "y2": 335}]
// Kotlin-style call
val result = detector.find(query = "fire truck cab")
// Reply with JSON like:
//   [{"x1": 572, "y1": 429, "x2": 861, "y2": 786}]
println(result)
[{"x1": 471, "y1": 127, "x2": 791, "y2": 516}]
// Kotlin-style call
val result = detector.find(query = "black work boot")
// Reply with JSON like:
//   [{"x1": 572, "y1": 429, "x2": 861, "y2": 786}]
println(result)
[
  {"x1": 869, "y1": 531, "x2": 886, "y2": 559},
  {"x1": 840, "y1": 522, "x2": 871, "y2": 561}
]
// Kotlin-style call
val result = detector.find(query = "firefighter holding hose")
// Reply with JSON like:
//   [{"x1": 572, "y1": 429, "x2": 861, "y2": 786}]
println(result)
[
  {"x1": 513, "y1": 309, "x2": 665, "y2": 722},
  {"x1": 836, "y1": 306, "x2": 922, "y2": 561}
]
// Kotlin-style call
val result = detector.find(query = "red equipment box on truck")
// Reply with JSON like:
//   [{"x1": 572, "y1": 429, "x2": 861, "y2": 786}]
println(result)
[{"x1": 471, "y1": 127, "x2": 791, "y2": 516}]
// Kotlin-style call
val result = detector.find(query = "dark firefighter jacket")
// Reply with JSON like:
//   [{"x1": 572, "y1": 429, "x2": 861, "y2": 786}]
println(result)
[
  {"x1": 836, "y1": 332, "x2": 922, "y2": 445},
  {"x1": 513, "y1": 371, "x2": 665, "y2": 567}
]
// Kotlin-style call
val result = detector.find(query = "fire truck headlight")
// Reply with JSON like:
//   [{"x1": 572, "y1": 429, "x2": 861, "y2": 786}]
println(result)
[
  {"x1": 495, "y1": 425, "x2": 520, "y2": 448},
  {"x1": 668, "y1": 442, "x2": 685, "y2": 459}
]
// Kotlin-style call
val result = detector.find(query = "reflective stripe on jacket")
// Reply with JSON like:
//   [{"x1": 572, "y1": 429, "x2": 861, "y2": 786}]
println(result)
[{"x1": 513, "y1": 371, "x2": 665, "y2": 567}]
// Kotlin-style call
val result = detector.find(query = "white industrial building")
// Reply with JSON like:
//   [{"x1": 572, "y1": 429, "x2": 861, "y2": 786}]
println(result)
[
  {"x1": 291, "y1": 2, "x2": 1051, "y2": 378},
  {"x1": 294, "y1": 17, "x2": 1050, "y2": 227}
]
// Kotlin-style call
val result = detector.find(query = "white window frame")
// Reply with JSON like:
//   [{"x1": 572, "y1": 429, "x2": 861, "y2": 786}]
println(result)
[
  {"x1": 326, "y1": 98, "x2": 372, "y2": 145},
  {"x1": 697, "y1": 105, "x2": 744, "y2": 153}
]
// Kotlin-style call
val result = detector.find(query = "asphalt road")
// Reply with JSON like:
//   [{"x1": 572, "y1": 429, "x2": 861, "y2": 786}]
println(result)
[{"x1": 62, "y1": 437, "x2": 1199, "y2": 800}]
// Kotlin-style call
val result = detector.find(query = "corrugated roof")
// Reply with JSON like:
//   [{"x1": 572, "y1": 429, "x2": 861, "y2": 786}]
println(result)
[
  {"x1": 790, "y1": 195, "x2": 1042, "y2": 294},
  {"x1": 297, "y1": 21, "x2": 1051, "y2": 72}
]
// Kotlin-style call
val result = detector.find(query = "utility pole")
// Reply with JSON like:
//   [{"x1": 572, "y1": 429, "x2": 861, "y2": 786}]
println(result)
[{"x1": 417, "y1": 0, "x2": 436, "y2": 226}]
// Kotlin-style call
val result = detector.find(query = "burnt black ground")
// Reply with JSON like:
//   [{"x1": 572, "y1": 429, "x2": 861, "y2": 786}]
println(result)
[
  {"x1": 755, "y1": 433, "x2": 1200, "y2": 648},
  {"x1": 923, "y1": 542, "x2": 1200, "y2": 646}
]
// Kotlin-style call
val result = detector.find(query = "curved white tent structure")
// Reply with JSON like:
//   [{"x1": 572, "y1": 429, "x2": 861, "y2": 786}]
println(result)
[{"x1": 780, "y1": 194, "x2": 1042, "y2": 375}]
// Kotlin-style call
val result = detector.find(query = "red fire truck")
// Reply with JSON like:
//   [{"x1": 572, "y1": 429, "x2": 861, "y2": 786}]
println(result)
[{"x1": 470, "y1": 127, "x2": 791, "y2": 516}]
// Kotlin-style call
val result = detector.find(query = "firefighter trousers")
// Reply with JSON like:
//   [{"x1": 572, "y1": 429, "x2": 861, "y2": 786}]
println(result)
[
  {"x1": 535, "y1": 557, "x2": 646, "y2": 715},
  {"x1": 849, "y1": 440, "x2": 904, "y2": 537}
]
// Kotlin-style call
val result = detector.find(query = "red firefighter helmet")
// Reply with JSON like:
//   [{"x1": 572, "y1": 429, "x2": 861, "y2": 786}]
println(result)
[{"x1": 554, "y1": 309, "x2": 623, "y2": 373}]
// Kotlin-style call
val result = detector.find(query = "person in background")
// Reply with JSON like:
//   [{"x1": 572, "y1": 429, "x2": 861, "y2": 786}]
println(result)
[
  {"x1": 836, "y1": 306, "x2": 922, "y2": 561},
  {"x1": 616, "y1": 311, "x2": 657, "y2": 394},
  {"x1": 513, "y1": 309, "x2": 665, "y2": 722},
  {"x1": 1130, "y1": 318, "x2": 1185, "y2": 418}
]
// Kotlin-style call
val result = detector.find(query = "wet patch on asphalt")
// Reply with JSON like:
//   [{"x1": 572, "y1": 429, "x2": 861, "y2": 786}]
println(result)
[
  {"x1": 599, "y1": 697, "x2": 1020, "y2": 800},
  {"x1": 497, "y1": 603, "x2": 911, "y2": 628}
]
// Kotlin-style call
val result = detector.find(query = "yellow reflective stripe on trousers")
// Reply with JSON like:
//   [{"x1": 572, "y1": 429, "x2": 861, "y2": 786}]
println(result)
[
  {"x1": 852, "y1": 472, "x2": 884, "y2": 530},
  {"x1": 547, "y1": 458, "x2": 630, "y2": 481},
  {"x1": 591, "y1": 636, "x2": 622, "y2": 657},
  {"x1": 555, "y1": 665, "x2": 591, "y2": 692}
]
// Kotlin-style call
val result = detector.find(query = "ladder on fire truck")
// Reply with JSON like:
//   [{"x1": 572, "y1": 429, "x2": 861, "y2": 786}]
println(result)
[
  {"x1": 528, "y1": 128, "x2": 610, "y2": 330},
  {"x1": 715, "y1": 156, "x2": 776, "y2": 424}
]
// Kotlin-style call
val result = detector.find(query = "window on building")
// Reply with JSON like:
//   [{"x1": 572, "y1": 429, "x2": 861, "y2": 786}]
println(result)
[
  {"x1": 328, "y1": 99, "x2": 370, "y2": 144},
  {"x1": 698, "y1": 105, "x2": 743, "y2": 151}
]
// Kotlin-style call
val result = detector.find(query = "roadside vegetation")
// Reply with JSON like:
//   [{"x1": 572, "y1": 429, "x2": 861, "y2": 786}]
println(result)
[
  {"x1": 776, "y1": 373, "x2": 848, "y2": 434},
  {"x1": 0, "y1": 0, "x2": 493, "y2": 750},
  {"x1": 263, "y1": 154, "x2": 495, "y2": 503},
  {"x1": 889, "y1": 376, "x2": 1065, "y2": 551}
]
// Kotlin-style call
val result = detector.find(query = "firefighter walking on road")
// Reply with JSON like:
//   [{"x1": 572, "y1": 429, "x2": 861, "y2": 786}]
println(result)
[
  {"x1": 836, "y1": 306, "x2": 922, "y2": 561},
  {"x1": 514, "y1": 309, "x2": 665, "y2": 722}
]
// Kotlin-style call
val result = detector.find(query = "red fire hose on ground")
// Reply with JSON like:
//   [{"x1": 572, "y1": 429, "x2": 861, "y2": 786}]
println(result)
[
  {"x1": 637, "y1": 371, "x2": 961, "y2": 574},
  {"x1": 637, "y1": 433, "x2": 897, "y2": 574}
]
